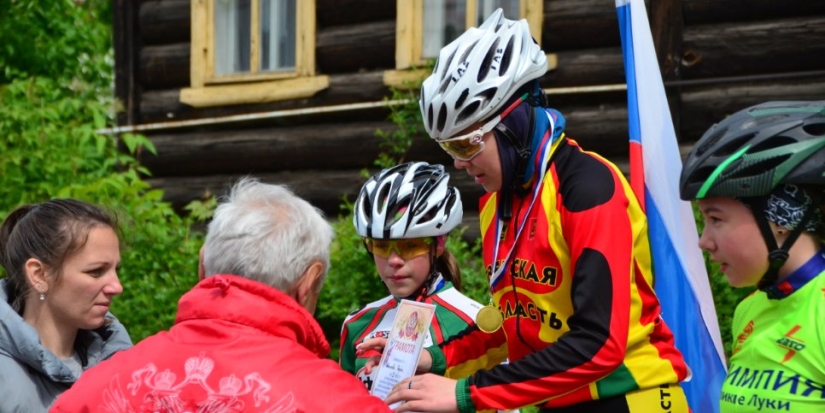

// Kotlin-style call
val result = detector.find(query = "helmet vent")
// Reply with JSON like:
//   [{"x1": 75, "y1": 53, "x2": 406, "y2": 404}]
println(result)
[
  {"x1": 437, "y1": 102, "x2": 448, "y2": 132},
  {"x1": 694, "y1": 126, "x2": 727, "y2": 156},
  {"x1": 751, "y1": 135, "x2": 795, "y2": 152},
  {"x1": 691, "y1": 166, "x2": 715, "y2": 185},
  {"x1": 715, "y1": 133, "x2": 757, "y2": 156},
  {"x1": 441, "y1": 49, "x2": 457, "y2": 80},
  {"x1": 802, "y1": 122, "x2": 825, "y2": 136},
  {"x1": 729, "y1": 155, "x2": 791, "y2": 180},
  {"x1": 427, "y1": 104, "x2": 434, "y2": 131},
  {"x1": 499, "y1": 36, "x2": 515, "y2": 77},
  {"x1": 459, "y1": 40, "x2": 480, "y2": 69},
  {"x1": 477, "y1": 87, "x2": 498, "y2": 107},
  {"x1": 455, "y1": 89, "x2": 469, "y2": 109},
  {"x1": 478, "y1": 38, "x2": 500, "y2": 83},
  {"x1": 438, "y1": 75, "x2": 452, "y2": 95},
  {"x1": 456, "y1": 101, "x2": 481, "y2": 124},
  {"x1": 377, "y1": 184, "x2": 391, "y2": 211}
]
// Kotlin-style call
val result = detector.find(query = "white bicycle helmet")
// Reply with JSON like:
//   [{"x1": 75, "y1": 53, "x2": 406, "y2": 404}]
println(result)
[
  {"x1": 354, "y1": 162, "x2": 463, "y2": 239},
  {"x1": 419, "y1": 8, "x2": 548, "y2": 141}
]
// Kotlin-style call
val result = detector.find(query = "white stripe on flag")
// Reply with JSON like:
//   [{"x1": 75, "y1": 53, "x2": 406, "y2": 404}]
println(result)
[{"x1": 617, "y1": 0, "x2": 728, "y2": 412}]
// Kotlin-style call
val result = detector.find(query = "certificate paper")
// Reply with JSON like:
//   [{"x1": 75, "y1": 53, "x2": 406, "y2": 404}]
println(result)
[{"x1": 370, "y1": 299, "x2": 435, "y2": 406}]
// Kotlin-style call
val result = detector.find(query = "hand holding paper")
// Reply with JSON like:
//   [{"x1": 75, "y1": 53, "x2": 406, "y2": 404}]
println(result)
[
  {"x1": 369, "y1": 300, "x2": 436, "y2": 408},
  {"x1": 385, "y1": 374, "x2": 459, "y2": 413},
  {"x1": 358, "y1": 337, "x2": 433, "y2": 375}
]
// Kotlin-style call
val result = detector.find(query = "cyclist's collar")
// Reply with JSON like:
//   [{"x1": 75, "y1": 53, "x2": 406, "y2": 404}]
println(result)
[{"x1": 764, "y1": 249, "x2": 825, "y2": 300}]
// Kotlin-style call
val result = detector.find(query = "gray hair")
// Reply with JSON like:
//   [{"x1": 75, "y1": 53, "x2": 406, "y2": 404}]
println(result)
[{"x1": 202, "y1": 177, "x2": 334, "y2": 293}]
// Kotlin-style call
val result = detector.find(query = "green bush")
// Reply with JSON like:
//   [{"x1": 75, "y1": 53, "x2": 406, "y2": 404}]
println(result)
[
  {"x1": 0, "y1": 1, "x2": 204, "y2": 341},
  {"x1": 0, "y1": 75, "x2": 205, "y2": 341}
]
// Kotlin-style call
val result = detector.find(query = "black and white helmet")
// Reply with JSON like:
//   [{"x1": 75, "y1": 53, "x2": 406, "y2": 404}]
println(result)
[
  {"x1": 354, "y1": 162, "x2": 463, "y2": 239},
  {"x1": 419, "y1": 8, "x2": 548, "y2": 141}
]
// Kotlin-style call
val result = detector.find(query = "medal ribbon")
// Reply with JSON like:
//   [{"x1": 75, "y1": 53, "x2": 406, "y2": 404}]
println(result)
[{"x1": 490, "y1": 110, "x2": 558, "y2": 289}]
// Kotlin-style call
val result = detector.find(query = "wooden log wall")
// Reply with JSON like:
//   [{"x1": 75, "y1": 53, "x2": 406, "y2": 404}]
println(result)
[{"x1": 118, "y1": 0, "x2": 825, "y2": 238}]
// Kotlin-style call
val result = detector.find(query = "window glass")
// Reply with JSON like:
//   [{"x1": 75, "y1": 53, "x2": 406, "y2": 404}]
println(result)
[
  {"x1": 422, "y1": 0, "x2": 466, "y2": 59},
  {"x1": 476, "y1": 0, "x2": 519, "y2": 25},
  {"x1": 260, "y1": 0, "x2": 296, "y2": 72},
  {"x1": 214, "y1": 0, "x2": 251, "y2": 75}
]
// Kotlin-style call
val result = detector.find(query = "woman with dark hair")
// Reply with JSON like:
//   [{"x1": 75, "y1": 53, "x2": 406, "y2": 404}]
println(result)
[{"x1": 0, "y1": 199, "x2": 131, "y2": 412}]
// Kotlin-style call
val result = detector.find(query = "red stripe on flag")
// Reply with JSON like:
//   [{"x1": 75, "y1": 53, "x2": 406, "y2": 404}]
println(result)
[{"x1": 629, "y1": 141, "x2": 645, "y2": 212}]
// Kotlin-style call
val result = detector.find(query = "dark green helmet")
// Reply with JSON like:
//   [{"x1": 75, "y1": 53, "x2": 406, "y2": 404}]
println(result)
[{"x1": 680, "y1": 101, "x2": 825, "y2": 200}]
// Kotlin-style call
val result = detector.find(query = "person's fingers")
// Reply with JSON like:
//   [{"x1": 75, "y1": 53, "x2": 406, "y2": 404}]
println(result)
[
  {"x1": 363, "y1": 355, "x2": 381, "y2": 374},
  {"x1": 357, "y1": 337, "x2": 388, "y2": 352}
]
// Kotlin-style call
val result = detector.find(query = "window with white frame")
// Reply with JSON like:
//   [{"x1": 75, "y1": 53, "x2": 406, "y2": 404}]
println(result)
[{"x1": 181, "y1": 0, "x2": 328, "y2": 107}]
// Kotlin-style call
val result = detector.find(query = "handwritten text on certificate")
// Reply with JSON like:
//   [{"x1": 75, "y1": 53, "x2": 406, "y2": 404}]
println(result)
[{"x1": 370, "y1": 299, "x2": 435, "y2": 407}]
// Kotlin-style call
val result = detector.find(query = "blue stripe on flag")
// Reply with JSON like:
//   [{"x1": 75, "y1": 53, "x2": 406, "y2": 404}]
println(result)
[
  {"x1": 617, "y1": 1, "x2": 728, "y2": 412},
  {"x1": 647, "y1": 195, "x2": 727, "y2": 413},
  {"x1": 617, "y1": 4, "x2": 641, "y2": 146}
]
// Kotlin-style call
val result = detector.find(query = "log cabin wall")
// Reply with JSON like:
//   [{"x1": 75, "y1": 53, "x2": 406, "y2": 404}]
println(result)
[{"x1": 114, "y1": 0, "x2": 825, "y2": 238}]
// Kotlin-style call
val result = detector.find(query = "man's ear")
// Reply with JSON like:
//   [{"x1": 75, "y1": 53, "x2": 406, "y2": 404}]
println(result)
[
  {"x1": 295, "y1": 261, "x2": 325, "y2": 314},
  {"x1": 198, "y1": 246, "x2": 206, "y2": 281},
  {"x1": 24, "y1": 258, "x2": 49, "y2": 295}
]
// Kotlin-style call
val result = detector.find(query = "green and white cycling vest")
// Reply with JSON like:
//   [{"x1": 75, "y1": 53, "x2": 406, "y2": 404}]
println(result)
[
  {"x1": 721, "y1": 250, "x2": 825, "y2": 413},
  {"x1": 339, "y1": 277, "x2": 490, "y2": 388}
]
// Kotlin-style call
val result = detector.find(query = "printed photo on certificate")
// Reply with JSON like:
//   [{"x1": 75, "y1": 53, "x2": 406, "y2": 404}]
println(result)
[{"x1": 370, "y1": 299, "x2": 435, "y2": 407}]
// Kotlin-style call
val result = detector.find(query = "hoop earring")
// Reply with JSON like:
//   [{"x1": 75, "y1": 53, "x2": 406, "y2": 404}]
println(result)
[{"x1": 39, "y1": 292, "x2": 45, "y2": 301}]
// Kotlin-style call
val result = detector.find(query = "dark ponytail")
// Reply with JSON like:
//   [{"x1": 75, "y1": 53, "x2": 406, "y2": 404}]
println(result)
[{"x1": 435, "y1": 249, "x2": 462, "y2": 291}]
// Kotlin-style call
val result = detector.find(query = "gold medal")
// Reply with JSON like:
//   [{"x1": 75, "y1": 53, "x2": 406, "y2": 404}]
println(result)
[{"x1": 476, "y1": 304, "x2": 503, "y2": 333}]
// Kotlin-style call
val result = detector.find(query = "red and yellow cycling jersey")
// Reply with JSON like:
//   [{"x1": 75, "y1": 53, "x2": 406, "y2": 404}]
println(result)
[{"x1": 430, "y1": 126, "x2": 689, "y2": 412}]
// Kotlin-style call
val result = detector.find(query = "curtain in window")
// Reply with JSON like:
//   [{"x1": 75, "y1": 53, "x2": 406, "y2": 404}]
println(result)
[
  {"x1": 422, "y1": 0, "x2": 466, "y2": 59},
  {"x1": 215, "y1": 0, "x2": 251, "y2": 75},
  {"x1": 422, "y1": 1, "x2": 519, "y2": 60},
  {"x1": 477, "y1": 0, "x2": 519, "y2": 25},
  {"x1": 261, "y1": 0, "x2": 296, "y2": 72}
]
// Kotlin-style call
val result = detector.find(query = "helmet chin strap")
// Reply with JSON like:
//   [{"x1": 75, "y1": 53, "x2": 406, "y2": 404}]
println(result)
[
  {"x1": 496, "y1": 108, "x2": 534, "y2": 221},
  {"x1": 750, "y1": 198, "x2": 818, "y2": 298}
]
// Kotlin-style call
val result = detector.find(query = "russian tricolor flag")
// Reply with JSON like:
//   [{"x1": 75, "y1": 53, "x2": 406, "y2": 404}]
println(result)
[{"x1": 616, "y1": 1, "x2": 727, "y2": 411}]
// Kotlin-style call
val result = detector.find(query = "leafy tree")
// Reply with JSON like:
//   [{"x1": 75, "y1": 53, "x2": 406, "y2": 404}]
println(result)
[
  {"x1": 0, "y1": 0, "x2": 203, "y2": 341},
  {"x1": 0, "y1": 0, "x2": 112, "y2": 84}
]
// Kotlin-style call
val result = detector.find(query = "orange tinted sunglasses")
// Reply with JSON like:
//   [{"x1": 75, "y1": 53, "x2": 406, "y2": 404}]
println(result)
[{"x1": 363, "y1": 237, "x2": 434, "y2": 259}]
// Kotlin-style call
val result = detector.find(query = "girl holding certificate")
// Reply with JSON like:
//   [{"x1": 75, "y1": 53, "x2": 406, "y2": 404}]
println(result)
[{"x1": 340, "y1": 162, "x2": 513, "y2": 413}]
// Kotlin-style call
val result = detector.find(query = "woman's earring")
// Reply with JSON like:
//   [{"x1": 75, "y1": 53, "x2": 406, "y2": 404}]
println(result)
[{"x1": 39, "y1": 292, "x2": 45, "y2": 301}]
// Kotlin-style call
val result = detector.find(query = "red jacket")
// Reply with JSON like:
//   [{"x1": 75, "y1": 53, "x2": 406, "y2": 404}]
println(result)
[{"x1": 50, "y1": 275, "x2": 392, "y2": 413}]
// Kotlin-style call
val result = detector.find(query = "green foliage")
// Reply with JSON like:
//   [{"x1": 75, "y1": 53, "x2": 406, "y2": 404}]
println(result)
[
  {"x1": 373, "y1": 87, "x2": 425, "y2": 169},
  {"x1": 0, "y1": 0, "x2": 112, "y2": 84},
  {"x1": 0, "y1": 1, "x2": 204, "y2": 342},
  {"x1": 373, "y1": 62, "x2": 434, "y2": 170},
  {"x1": 444, "y1": 227, "x2": 488, "y2": 303}
]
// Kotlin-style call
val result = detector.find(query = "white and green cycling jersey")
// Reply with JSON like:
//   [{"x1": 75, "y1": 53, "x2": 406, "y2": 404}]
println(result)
[
  {"x1": 721, "y1": 250, "x2": 825, "y2": 413},
  {"x1": 339, "y1": 276, "x2": 486, "y2": 389}
]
